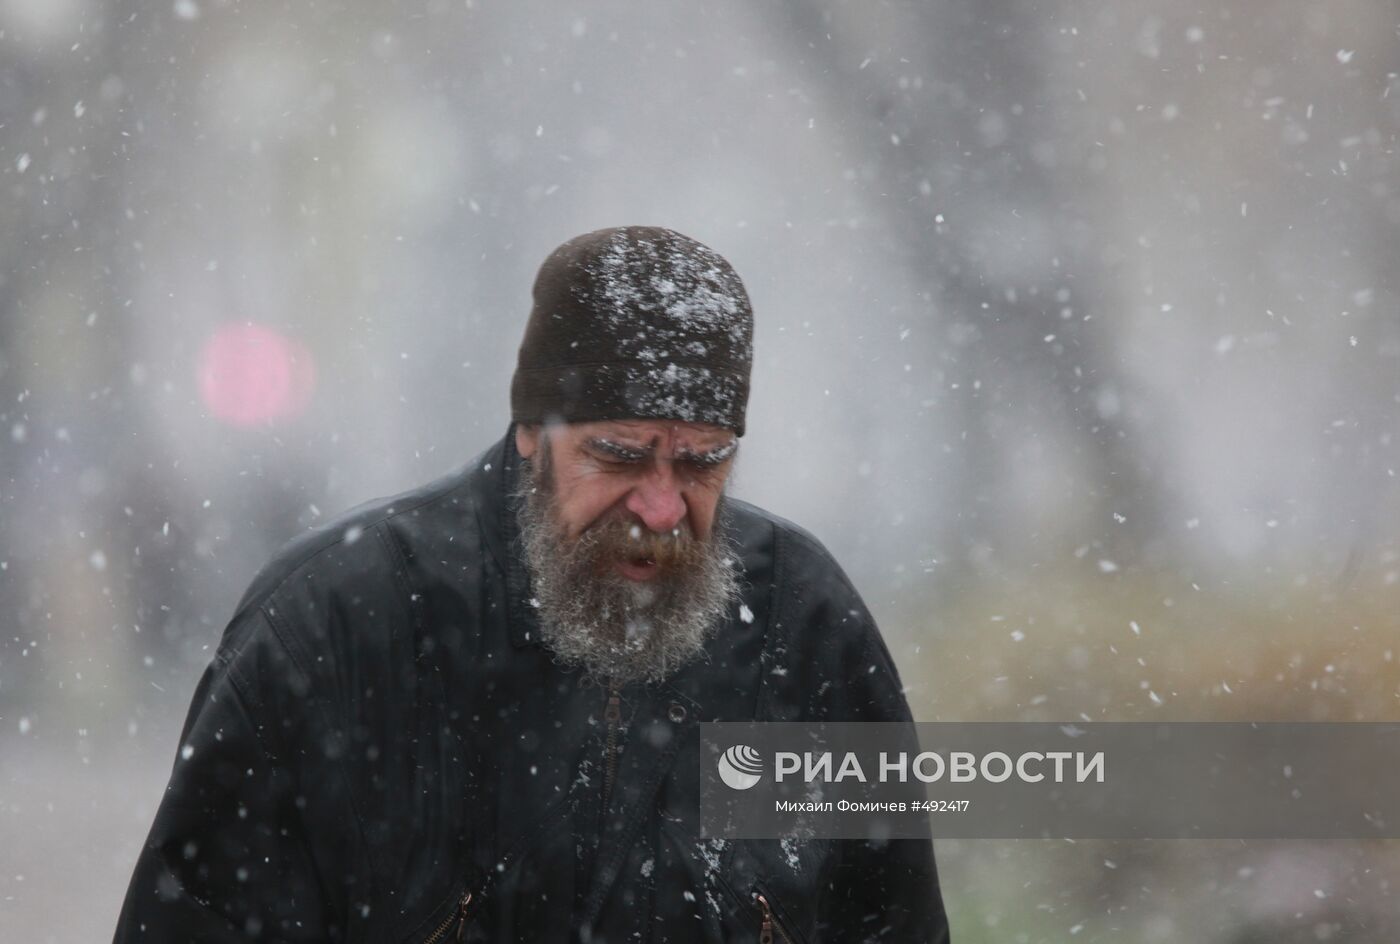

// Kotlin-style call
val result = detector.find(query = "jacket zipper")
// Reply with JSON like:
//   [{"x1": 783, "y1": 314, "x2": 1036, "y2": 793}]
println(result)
[
  {"x1": 600, "y1": 677, "x2": 622, "y2": 815},
  {"x1": 420, "y1": 889, "x2": 472, "y2": 944},
  {"x1": 754, "y1": 891, "x2": 794, "y2": 944}
]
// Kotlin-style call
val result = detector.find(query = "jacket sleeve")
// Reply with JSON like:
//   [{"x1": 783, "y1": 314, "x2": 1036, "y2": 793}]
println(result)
[
  {"x1": 791, "y1": 545, "x2": 951, "y2": 943},
  {"x1": 114, "y1": 608, "x2": 337, "y2": 942},
  {"x1": 817, "y1": 629, "x2": 951, "y2": 942}
]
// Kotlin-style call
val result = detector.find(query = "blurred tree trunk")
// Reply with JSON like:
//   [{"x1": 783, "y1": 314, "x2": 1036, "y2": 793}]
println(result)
[{"x1": 762, "y1": 0, "x2": 1174, "y2": 590}]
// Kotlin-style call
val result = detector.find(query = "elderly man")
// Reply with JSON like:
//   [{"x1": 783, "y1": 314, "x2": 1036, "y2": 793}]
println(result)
[{"x1": 115, "y1": 227, "x2": 950, "y2": 942}]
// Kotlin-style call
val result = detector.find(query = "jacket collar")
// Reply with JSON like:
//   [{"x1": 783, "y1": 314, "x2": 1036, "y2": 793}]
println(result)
[{"x1": 470, "y1": 424, "x2": 541, "y2": 650}]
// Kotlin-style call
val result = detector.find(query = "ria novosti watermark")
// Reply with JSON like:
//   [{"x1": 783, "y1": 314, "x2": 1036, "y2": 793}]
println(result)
[
  {"x1": 700, "y1": 723, "x2": 1400, "y2": 839},
  {"x1": 761, "y1": 745, "x2": 1104, "y2": 785}
]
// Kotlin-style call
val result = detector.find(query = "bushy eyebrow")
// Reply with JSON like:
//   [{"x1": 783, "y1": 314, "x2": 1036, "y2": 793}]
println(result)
[
  {"x1": 675, "y1": 440, "x2": 738, "y2": 466},
  {"x1": 585, "y1": 436, "x2": 737, "y2": 465},
  {"x1": 587, "y1": 437, "x2": 649, "y2": 461}
]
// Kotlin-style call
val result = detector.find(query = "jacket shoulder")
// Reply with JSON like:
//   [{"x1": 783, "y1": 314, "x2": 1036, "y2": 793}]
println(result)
[
  {"x1": 725, "y1": 498, "x2": 864, "y2": 607},
  {"x1": 726, "y1": 499, "x2": 912, "y2": 721},
  {"x1": 232, "y1": 462, "x2": 477, "y2": 617}
]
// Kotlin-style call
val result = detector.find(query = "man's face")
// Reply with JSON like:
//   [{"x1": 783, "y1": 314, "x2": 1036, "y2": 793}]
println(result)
[
  {"x1": 513, "y1": 418, "x2": 740, "y2": 684},
  {"x1": 515, "y1": 419, "x2": 737, "y2": 578}
]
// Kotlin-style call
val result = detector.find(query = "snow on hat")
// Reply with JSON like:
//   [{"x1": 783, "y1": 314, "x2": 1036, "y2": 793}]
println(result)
[{"x1": 510, "y1": 226, "x2": 754, "y2": 435}]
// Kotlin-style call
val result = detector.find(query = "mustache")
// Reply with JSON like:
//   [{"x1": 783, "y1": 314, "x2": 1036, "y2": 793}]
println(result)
[{"x1": 577, "y1": 512, "x2": 703, "y2": 572}]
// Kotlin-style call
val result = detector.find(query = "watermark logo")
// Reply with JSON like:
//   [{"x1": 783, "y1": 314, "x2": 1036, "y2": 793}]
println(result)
[
  {"x1": 718, "y1": 744, "x2": 764, "y2": 790},
  {"x1": 703, "y1": 722, "x2": 1400, "y2": 839}
]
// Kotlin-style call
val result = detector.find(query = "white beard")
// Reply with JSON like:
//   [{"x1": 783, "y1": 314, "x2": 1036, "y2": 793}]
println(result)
[{"x1": 514, "y1": 456, "x2": 740, "y2": 686}]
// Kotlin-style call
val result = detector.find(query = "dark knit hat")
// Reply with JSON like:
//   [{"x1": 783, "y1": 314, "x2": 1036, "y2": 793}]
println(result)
[{"x1": 510, "y1": 226, "x2": 754, "y2": 436}]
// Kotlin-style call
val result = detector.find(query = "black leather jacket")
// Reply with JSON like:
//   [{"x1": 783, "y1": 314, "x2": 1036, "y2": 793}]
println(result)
[{"x1": 115, "y1": 430, "x2": 950, "y2": 942}]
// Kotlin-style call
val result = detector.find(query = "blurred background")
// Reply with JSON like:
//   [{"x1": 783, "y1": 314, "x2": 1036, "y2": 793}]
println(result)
[{"x1": 2, "y1": 0, "x2": 1398, "y2": 940}]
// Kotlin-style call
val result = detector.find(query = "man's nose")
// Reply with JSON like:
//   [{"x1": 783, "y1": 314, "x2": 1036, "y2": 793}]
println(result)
[{"x1": 625, "y1": 468, "x2": 688, "y2": 534}]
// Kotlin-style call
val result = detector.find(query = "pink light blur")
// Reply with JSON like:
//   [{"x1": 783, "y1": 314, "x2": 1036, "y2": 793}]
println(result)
[{"x1": 197, "y1": 323, "x2": 315, "y2": 427}]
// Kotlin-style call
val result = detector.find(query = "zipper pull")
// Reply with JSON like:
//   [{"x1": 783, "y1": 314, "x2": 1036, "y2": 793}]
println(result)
[
  {"x1": 454, "y1": 891, "x2": 472, "y2": 942},
  {"x1": 756, "y1": 893, "x2": 774, "y2": 944},
  {"x1": 603, "y1": 681, "x2": 621, "y2": 724}
]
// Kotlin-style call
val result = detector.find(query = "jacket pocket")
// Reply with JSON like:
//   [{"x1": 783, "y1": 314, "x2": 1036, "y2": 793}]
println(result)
[
  {"x1": 714, "y1": 871, "x2": 805, "y2": 944},
  {"x1": 750, "y1": 881, "x2": 805, "y2": 944},
  {"x1": 411, "y1": 887, "x2": 476, "y2": 944}
]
